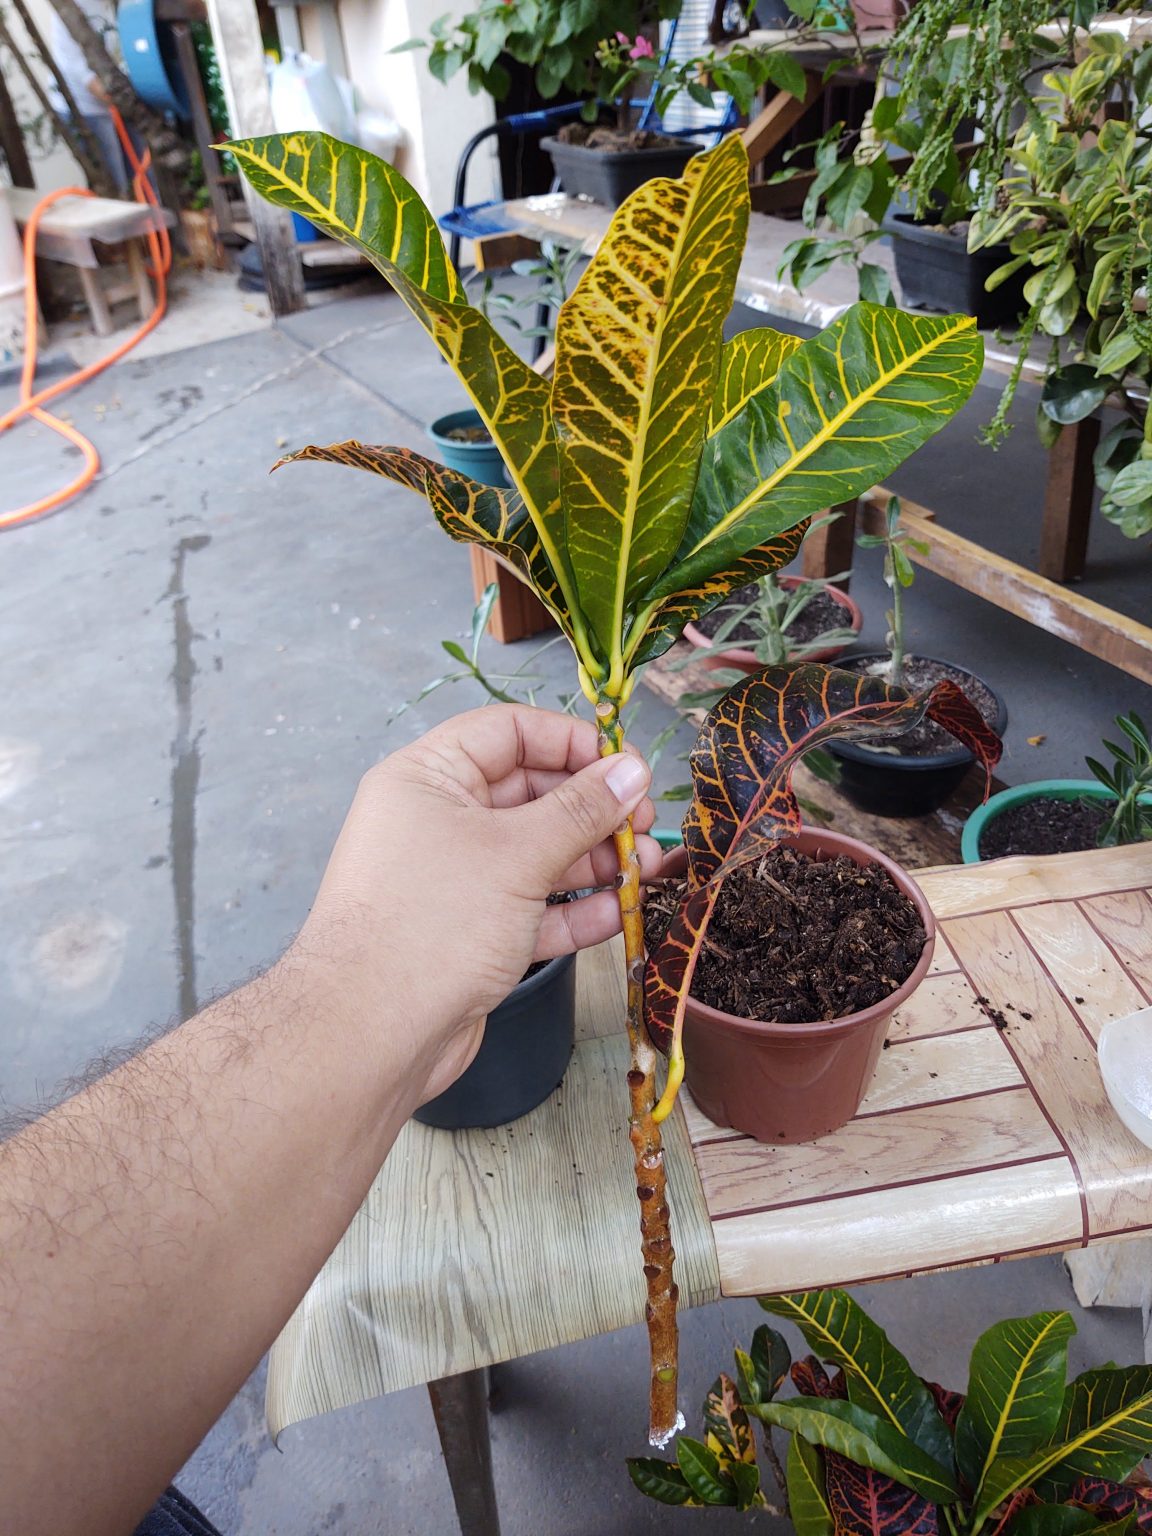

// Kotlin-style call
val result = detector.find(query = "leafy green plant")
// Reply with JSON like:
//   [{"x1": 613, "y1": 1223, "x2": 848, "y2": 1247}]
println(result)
[
  {"x1": 643, "y1": 665, "x2": 1001, "y2": 1115},
  {"x1": 399, "y1": 0, "x2": 810, "y2": 125},
  {"x1": 477, "y1": 240, "x2": 584, "y2": 348},
  {"x1": 690, "y1": 568, "x2": 857, "y2": 669},
  {"x1": 857, "y1": 495, "x2": 928, "y2": 688},
  {"x1": 224, "y1": 127, "x2": 981, "y2": 1444},
  {"x1": 971, "y1": 35, "x2": 1152, "y2": 539},
  {"x1": 1086, "y1": 712, "x2": 1152, "y2": 848},
  {"x1": 631, "y1": 1288, "x2": 1152, "y2": 1535}
]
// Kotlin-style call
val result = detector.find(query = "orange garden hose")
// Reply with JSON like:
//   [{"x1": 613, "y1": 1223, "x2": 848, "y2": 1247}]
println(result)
[{"x1": 1, "y1": 106, "x2": 172, "y2": 529}]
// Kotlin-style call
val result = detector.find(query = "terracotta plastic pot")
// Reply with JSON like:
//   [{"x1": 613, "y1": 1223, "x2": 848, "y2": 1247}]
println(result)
[
  {"x1": 659, "y1": 829, "x2": 935, "y2": 1143},
  {"x1": 682, "y1": 577, "x2": 863, "y2": 674}
]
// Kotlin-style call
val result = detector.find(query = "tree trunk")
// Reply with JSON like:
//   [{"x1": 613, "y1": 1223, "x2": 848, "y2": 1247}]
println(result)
[
  {"x1": 0, "y1": 60, "x2": 35, "y2": 188},
  {"x1": 44, "y1": 0, "x2": 192, "y2": 174},
  {"x1": 0, "y1": 13, "x2": 117, "y2": 196}
]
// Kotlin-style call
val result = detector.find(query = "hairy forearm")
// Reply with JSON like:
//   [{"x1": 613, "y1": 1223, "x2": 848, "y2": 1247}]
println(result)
[{"x1": 0, "y1": 949, "x2": 426, "y2": 1536}]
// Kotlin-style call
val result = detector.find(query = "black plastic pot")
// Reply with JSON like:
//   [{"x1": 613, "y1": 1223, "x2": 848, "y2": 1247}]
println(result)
[
  {"x1": 885, "y1": 215, "x2": 1026, "y2": 329},
  {"x1": 541, "y1": 135, "x2": 698, "y2": 207},
  {"x1": 825, "y1": 654, "x2": 1008, "y2": 818},
  {"x1": 413, "y1": 952, "x2": 577, "y2": 1130}
]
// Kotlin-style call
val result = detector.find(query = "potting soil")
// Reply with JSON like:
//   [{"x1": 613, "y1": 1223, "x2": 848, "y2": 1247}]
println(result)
[{"x1": 979, "y1": 796, "x2": 1109, "y2": 858}]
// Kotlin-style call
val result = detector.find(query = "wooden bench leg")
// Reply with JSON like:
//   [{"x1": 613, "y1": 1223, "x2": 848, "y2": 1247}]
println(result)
[
  {"x1": 1040, "y1": 416, "x2": 1100, "y2": 584},
  {"x1": 801, "y1": 499, "x2": 858, "y2": 590},
  {"x1": 77, "y1": 264, "x2": 113, "y2": 337},
  {"x1": 126, "y1": 238, "x2": 155, "y2": 320},
  {"x1": 428, "y1": 1369, "x2": 501, "y2": 1536},
  {"x1": 470, "y1": 546, "x2": 553, "y2": 644}
]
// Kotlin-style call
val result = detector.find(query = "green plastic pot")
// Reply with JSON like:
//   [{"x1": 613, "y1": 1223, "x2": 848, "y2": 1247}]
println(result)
[
  {"x1": 652, "y1": 827, "x2": 683, "y2": 851},
  {"x1": 427, "y1": 409, "x2": 508, "y2": 487},
  {"x1": 961, "y1": 778, "x2": 1127, "y2": 864}
]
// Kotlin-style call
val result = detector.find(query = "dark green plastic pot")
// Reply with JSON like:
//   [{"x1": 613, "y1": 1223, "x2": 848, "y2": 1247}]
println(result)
[
  {"x1": 961, "y1": 778, "x2": 1151, "y2": 864},
  {"x1": 427, "y1": 409, "x2": 508, "y2": 487}
]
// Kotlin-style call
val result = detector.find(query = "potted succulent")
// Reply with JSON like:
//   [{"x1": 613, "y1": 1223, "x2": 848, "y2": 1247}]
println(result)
[
  {"x1": 630, "y1": 1286, "x2": 1152, "y2": 1526},
  {"x1": 642, "y1": 663, "x2": 1000, "y2": 1142},
  {"x1": 682, "y1": 564, "x2": 862, "y2": 674},
  {"x1": 962, "y1": 712, "x2": 1152, "y2": 864},
  {"x1": 226, "y1": 127, "x2": 982, "y2": 1444},
  {"x1": 824, "y1": 497, "x2": 1007, "y2": 817}
]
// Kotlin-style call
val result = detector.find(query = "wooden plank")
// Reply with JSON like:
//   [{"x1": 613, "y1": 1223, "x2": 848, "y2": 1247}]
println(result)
[
  {"x1": 945, "y1": 907, "x2": 1152, "y2": 1236},
  {"x1": 1012, "y1": 899, "x2": 1150, "y2": 1040},
  {"x1": 861, "y1": 489, "x2": 1152, "y2": 687},
  {"x1": 683, "y1": 1027, "x2": 1024, "y2": 1144},
  {"x1": 204, "y1": 0, "x2": 304, "y2": 317},
  {"x1": 800, "y1": 499, "x2": 858, "y2": 589},
  {"x1": 266, "y1": 944, "x2": 720, "y2": 1436},
  {"x1": 915, "y1": 842, "x2": 1152, "y2": 920},
  {"x1": 697, "y1": 1090, "x2": 1058, "y2": 1216},
  {"x1": 1040, "y1": 416, "x2": 1101, "y2": 583},
  {"x1": 714, "y1": 1160, "x2": 1083, "y2": 1296},
  {"x1": 574, "y1": 933, "x2": 625, "y2": 1040},
  {"x1": 741, "y1": 71, "x2": 823, "y2": 171},
  {"x1": 1078, "y1": 891, "x2": 1152, "y2": 1002}
]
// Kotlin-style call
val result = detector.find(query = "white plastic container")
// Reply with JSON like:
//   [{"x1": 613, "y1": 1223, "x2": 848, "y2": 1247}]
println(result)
[{"x1": 1098, "y1": 1006, "x2": 1152, "y2": 1149}]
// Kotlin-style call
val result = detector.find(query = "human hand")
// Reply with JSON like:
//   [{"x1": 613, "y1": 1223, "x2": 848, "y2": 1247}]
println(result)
[{"x1": 292, "y1": 705, "x2": 662, "y2": 1102}]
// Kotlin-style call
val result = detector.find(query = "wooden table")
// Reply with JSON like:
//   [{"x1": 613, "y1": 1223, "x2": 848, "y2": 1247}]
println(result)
[{"x1": 266, "y1": 841, "x2": 1152, "y2": 1535}]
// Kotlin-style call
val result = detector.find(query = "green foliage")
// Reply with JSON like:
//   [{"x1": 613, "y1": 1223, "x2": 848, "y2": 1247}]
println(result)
[
  {"x1": 685, "y1": 563, "x2": 857, "y2": 670},
  {"x1": 228, "y1": 130, "x2": 981, "y2": 714},
  {"x1": 856, "y1": 495, "x2": 927, "y2": 687},
  {"x1": 630, "y1": 1288, "x2": 1152, "y2": 1535},
  {"x1": 1086, "y1": 712, "x2": 1152, "y2": 848},
  {"x1": 973, "y1": 37, "x2": 1152, "y2": 538},
  {"x1": 477, "y1": 240, "x2": 583, "y2": 345}
]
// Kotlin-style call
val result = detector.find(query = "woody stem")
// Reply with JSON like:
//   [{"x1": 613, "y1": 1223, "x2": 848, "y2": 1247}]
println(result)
[{"x1": 596, "y1": 696, "x2": 680, "y2": 1447}]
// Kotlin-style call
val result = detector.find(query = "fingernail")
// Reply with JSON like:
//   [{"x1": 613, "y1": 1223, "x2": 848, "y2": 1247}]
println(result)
[{"x1": 605, "y1": 755, "x2": 649, "y2": 805}]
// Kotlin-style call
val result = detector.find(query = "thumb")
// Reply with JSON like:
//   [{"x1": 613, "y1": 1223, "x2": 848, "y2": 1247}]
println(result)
[{"x1": 513, "y1": 753, "x2": 652, "y2": 885}]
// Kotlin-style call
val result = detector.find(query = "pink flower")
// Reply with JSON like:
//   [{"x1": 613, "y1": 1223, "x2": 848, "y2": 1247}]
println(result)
[
  {"x1": 616, "y1": 29, "x2": 630, "y2": 43},
  {"x1": 629, "y1": 33, "x2": 654, "y2": 57}
]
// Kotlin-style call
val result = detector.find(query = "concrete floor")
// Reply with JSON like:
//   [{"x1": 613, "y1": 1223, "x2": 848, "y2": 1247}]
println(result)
[{"x1": 2, "y1": 279, "x2": 1151, "y2": 1534}]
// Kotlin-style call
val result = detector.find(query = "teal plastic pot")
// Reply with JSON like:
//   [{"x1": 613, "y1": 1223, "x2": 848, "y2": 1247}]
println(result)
[
  {"x1": 653, "y1": 827, "x2": 683, "y2": 851},
  {"x1": 427, "y1": 409, "x2": 507, "y2": 487},
  {"x1": 961, "y1": 779, "x2": 1116, "y2": 864}
]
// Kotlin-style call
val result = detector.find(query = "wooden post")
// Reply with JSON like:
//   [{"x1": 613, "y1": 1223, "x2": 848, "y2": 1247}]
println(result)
[
  {"x1": 801, "y1": 500, "x2": 859, "y2": 589},
  {"x1": 172, "y1": 20, "x2": 234, "y2": 241},
  {"x1": 741, "y1": 70, "x2": 823, "y2": 175},
  {"x1": 470, "y1": 548, "x2": 553, "y2": 644},
  {"x1": 0, "y1": 65, "x2": 34, "y2": 189},
  {"x1": 203, "y1": 0, "x2": 305, "y2": 316},
  {"x1": 427, "y1": 1370, "x2": 501, "y2": 1536},
  {"x1": 1039, "y1": 415, "x2": 1101, "y2": 583}
]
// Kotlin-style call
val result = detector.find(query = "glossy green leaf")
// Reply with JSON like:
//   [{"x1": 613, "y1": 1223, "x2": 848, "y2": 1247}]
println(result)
[
  {"x1": 1107, "y1": 462, "x2": 1152, "y2": 508},
  {"x1": 677, "y1": 1435, "x2": 738, "y2": 1504},
  {"x1": 710, "y1": 328, "x2": 804, "y2": 433},
  {"x1": 644, "y1": 304, "x2": 982, "y2": 616},
  {"x1": 762, "y1": 1291, "x2": 954, "y2": 1470},
  {"x1": 1094, "y1": 330, "x2": 1145, "y2": 377},
  {"x1": 728, "y1": 1458, "x2": 764, "y2": 1510},
  {"x1": 736, "y1": 1324, "x2": 793, "y2": 1408},
  {"x1": 1009, "y1": 1505, "x2": 1101, "y2": 1536},
  {"x1": 551, "y1": 132, "x2": 749, "y2": 662},
  {"x1": 627, "y1": 1456, "x2": 699, "y2": 1505},
  {"x1": 225, "y1": 131, "x2": 581, "y2": 646},
  {"x1": 789, "y1": 1432, "x2": 834, "y2": 1536},
  {"x1": 751, "y1": 1399, "x2": 959, "y2": 1504},
  {"x1": 1040, "y1": 365, "x2": 1109, "y2": 425},
  {"x1": 954, "y1": 1312, "x2": 1076, "y2": 1495},
  {"x1": 972, "y1": 1366, "x2": 1152, "y2": 1525}
]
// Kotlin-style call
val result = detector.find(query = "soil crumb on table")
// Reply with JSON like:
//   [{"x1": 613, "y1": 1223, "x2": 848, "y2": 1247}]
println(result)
[
  {"x1": 979, "y1": 796, "x2": 1108, "y2": 859},
  {"x1": 643, "y1": 846, "x2": 926, "y2": 1022}
]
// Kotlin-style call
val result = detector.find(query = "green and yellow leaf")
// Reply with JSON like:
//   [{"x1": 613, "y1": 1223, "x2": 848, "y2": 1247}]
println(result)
[
  {"x1": 954, "y1": 1312, "x2": 1076, "y2": 1496},
  {"x1": 225, "y1": 132, "x2": 583, "y2": 652},
  {"x1": 704, "y1": 1374, "x2": 757, "y2": 1466},
  {"x1": 763, "y1": 1292, "x2": 954, "y2": 1470},
  {"x1": 273, "y1": 441, "x2": 573, "y2": 634},
  {"x1": 710, "y1": 327, "x2": 804, "y2": 432},
  {"x1": 789, "y1": 1432, "x2": 834, "y2": 1536},
  {"x1": 649, "y1": 304, "x2": 983, "y2": 609},
  {"x1": 550, "y1": 132, "x2": 749, "y2": 665}
]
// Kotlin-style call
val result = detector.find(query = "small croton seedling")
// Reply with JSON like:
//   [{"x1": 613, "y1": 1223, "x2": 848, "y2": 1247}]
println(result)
[
  {"x1": 631, "y1": 1287, "x2": 1152, "y2": 1536},
  {"x1": 226, "y1": 128, "x2": 982, "y2": 1445},
  {"x1": 643, "y1": 664, "x2": 1002, "y2": 1108}
]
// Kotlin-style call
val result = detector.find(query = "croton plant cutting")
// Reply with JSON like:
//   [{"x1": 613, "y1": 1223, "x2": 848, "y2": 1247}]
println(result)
[
  {"x1": 631, "y1": 1287, "x2": 1152, "y2": 1534},
  {"x1": 227, "y1": 129, "x2": 983, "y2": 1444}
]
